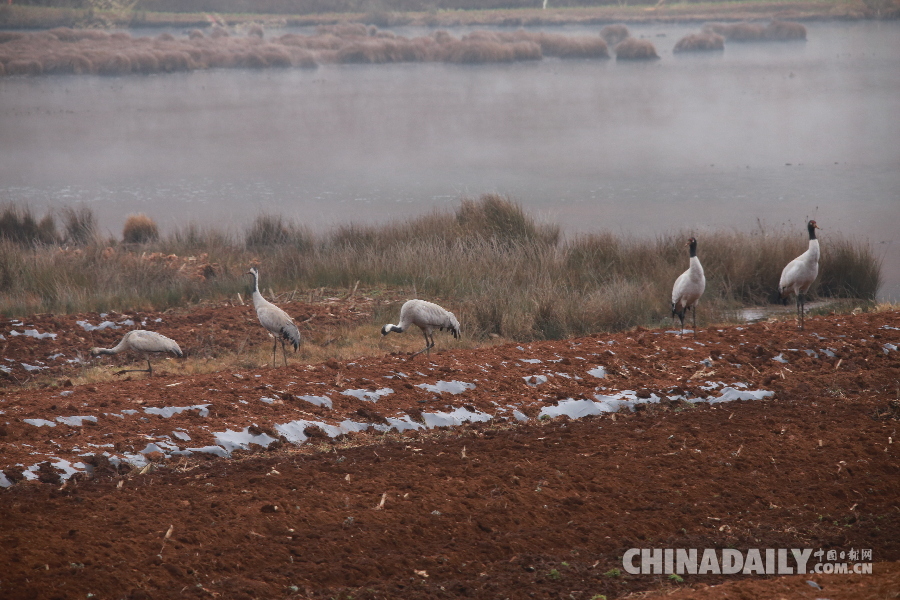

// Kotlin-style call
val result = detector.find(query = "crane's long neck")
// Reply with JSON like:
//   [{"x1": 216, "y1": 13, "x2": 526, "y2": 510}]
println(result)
[
  {"x1": 687, "y1": 240, "x2": 703, "y2": 276},
  {"x1": 806, "y1": 238, "x2": 820, "y2": 262},
  {"x1": 250, "y1": 270, "x2": 266, "y2": 306},
  {"x1": 93, "y1": 337, "x2": 129, "y2": 355}
]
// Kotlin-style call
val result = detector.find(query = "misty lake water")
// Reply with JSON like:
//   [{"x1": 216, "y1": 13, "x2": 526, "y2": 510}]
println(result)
[{"x1": 1, "y1": 20, "x2": 898, "y2": 300}]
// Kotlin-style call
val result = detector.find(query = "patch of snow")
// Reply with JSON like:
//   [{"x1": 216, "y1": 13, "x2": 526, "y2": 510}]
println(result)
[
  {"x1": 56, "y1": 415, "x2": 97, "y2": 427},
  {"x1": 10, "y1": 329, "x2": 57, "y2": 340},
  {"x1": 342, "y1": 388, "x2": 394, "y2": 403},
  {"x1": 297, "y1": 395, "x2": 332, "y2": 408},
  {"x1": 76, "y1": 320, "x2": 119, "y2": 332},
  {"x1": 416, "y1": 381, "x2": 474, "y2": 395},
  {"x1": 524, "y1": 375, "x2": 548, "y2": 387},
  {"x1": 422, "y1": 406, "x2": 492, "y2": 428},
  {"x1": 143, "y1": 404, "x2": 210, "y2": 418}
]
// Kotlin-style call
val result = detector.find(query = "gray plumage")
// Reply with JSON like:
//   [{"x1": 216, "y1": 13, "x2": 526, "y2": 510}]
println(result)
[
  {"x1": 671, "y1": 237, "x2": 706, "y2": 336},
  {"x1": 779, "y1": 220, "x2": 820, "y2": 330},
  {"x1": 90, "y1": 329, "x2": 183, "y2": 376},
  {"x1": 381, "y1": 299, "x2": 460, "y2": 358},
  {"x1": 248, "y1": 266, "x2": 301, "y2": 366}
]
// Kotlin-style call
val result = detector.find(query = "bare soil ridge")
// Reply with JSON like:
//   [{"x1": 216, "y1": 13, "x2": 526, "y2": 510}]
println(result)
[{"x1": 0, "y1": 307, "x2": 898, "y2": 599}]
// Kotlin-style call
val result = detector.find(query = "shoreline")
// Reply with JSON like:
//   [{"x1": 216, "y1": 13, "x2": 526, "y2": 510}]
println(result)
[{"x1": 0, "y1": 1, "x2": 896, "y2": 31}]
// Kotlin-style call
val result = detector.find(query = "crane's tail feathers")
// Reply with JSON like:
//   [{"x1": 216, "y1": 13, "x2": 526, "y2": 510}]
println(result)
[
  {"x1": 280, "y1": 326, "x2": 301, "y2": 351},
  {"x1": 671, "y1": 302, "x2": 685, "y2": 320}
]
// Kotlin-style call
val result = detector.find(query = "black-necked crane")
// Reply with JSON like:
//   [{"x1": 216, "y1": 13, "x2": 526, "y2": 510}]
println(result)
[
  {"x1": 671, "y1": 236, "x2": 706, "y2": 336},
  {"x1": 90, "y1": 330, "x2": 183, "y2": 376},
  {"x1": 381, "y1": 299, "x2": 460, "y2": 358},
  {"x1": 779, "y1": 219, "x2": 820, "y2": 330},
  {"x1": 248, "y1": 266, "x2": 301, "y2": 366}
]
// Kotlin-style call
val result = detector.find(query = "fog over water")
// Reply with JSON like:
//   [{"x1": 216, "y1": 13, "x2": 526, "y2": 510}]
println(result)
[{"x1": 1, "y1": 21, "x2": 898, "y2": 300}]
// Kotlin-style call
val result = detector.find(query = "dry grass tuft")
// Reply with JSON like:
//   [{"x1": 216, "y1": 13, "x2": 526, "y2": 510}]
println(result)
[
  {"x1": 674, "y1": 32, "x2": 725, "y2": 53},
  {"x1": 764, "y1": 20, "x2": 807, "y2": 41},
  {"x1": 600, "y1": 24, "x2": 630, "y2": 47},
  {"x1": 0, "y1": 203, "x2": 57, "y2": 246},
  {"x1": 704, "y1": 22, "x2": 766, "y2": 42},
  {"x1": 245, "y1": 214, "x2": 312, "y2": 250},
  {"x1": 122, "y1": 214, "x2": 159, "y2": 244},
  {"x1": 615, "y1": 37, "x2": 659, "y2": 60},
  {"x1": 60, "y1": 205, "x2": 97, "y2": 246}
]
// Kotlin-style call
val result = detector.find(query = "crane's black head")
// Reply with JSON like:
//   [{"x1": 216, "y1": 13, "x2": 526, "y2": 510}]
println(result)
[
  {"x1": 807, "y1": 220, "x2": 818, "y2": 240},
  {"x1": 687, "y1": 237, "x2": 697, "y2": 257},
  {"x1": 247, "y1": 266, "x2": 259, "y2": 277}
]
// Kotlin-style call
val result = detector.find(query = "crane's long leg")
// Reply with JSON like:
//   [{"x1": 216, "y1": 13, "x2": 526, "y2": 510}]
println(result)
[
  {"x1": 692, "y1": 305, "x2": 697, "y2": 336},
  {"x1": 271, "y1": 338, "x2": 277, "y2": 367},
  {"x1": 280, "y1": 339, "x2": 289, "y2": 367},
  {"x1": 409, "y1": 329, "x2": 431, "y2": 359},
  {"x1": 114, "y1": 358, "x2": 152, "y2": 376},
  {"x1": 799, "y1": 293, "x2": 805, "y2": 330}
]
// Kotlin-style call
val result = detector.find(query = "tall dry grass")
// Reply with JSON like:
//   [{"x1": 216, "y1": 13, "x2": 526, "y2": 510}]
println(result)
[{"x1": 0, "y1": 197, "x2": 882, "y2": 341}]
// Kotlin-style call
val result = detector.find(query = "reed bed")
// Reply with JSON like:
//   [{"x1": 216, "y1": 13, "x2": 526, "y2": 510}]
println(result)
[
  {"x1": 0, "y1": 197, "x2": 881, "y2": 341},
  {"x1": 0, "y1": 24, "x2": 618, "y2": 77}
]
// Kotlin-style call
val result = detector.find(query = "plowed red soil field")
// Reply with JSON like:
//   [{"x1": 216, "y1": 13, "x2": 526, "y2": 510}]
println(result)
[{"x1": 1, "y1": 301, "x2": 898, "y2": 600}]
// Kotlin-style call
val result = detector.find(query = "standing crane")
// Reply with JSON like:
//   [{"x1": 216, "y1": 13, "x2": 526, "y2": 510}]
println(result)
[
  {"x1": 779, "y1": 220, "x2": 820, "y2": 330},
  {"x1": 248, "y1": 266, "x2": 301, "y2": 366},
  {"x1": 381, "y1": 299, "x2": 460, "y2": 358},
  {"x1": 90, "y1": 330, "x2": 183, "y2": 376},
  {"x1": 671, "y1": 236, "x2": 706, "y2": 336}
]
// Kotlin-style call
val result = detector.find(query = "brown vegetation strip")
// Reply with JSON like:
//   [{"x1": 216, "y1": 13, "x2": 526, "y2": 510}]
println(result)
[{"x1": 0, "y1": 24, "x2": 616, "y2": 76}]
